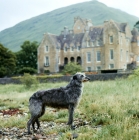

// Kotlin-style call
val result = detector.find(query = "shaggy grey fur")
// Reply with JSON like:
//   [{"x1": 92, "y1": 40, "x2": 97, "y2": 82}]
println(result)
[{"x1": 27, "y1": 73, "x2": 90, "y2": 134}]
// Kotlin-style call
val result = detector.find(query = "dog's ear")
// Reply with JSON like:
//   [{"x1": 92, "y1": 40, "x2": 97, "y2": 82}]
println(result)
[{"x1": 73, "y1": 75, "x2": 77, "y2": 80}]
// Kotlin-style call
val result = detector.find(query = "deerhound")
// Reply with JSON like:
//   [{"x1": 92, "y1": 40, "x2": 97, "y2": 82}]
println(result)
[{"x1": 27, "y1": 72, "x2": 90, "y2": 134}]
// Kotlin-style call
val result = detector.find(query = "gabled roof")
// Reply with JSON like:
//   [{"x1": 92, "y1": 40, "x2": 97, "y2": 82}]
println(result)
[
  {"x1": 114, "y1": 22, "x2": 127, "y2": 33},
  {"x1": 89, "y1": 26, "x2": 103, "y2": 41},
  {"x1": 57, "y1": 33, "x2": 84, "y2": 49}
]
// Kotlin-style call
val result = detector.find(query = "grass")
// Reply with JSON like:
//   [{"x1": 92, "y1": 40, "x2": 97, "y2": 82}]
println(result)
[{"x1": 0, "y1": 78, "x2": 139, "y2": 139}]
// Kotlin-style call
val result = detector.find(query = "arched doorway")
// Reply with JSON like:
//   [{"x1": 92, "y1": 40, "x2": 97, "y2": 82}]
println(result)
[
  {"x1": 77, "y1": 56, "x2": 81, "y2": 65},
  {"x1": 70, "y1": 57, "x2": 74, "y2": 62},
  {"x1": 64, "y1": 57, "x2": 68, "y2": 65}
]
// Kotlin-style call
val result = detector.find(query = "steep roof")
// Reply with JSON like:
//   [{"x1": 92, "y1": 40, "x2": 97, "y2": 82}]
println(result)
[
  {"x1": 89, "y1": 26, "x2": 103, "y2": 41},
  {"x1": 57, "y1": 33, "x2": 84, "y2": 49},
  {"x1": 114, "y1": 22, "x2": 127, "y2": 33}
]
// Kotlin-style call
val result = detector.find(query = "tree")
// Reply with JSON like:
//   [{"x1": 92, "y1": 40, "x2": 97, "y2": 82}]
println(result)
[
  {"x1": 62, "y1": 62, "x2": 82, "y2": 75},
  {"x1": 15, "y1": 41, "x2": 38, "y2": 74},
  {"x1": 134, "y1": 21, "x2": 139, "y2": 31},
  {"x1": 0, "y1": 43, "x2": 16, "y2": 77}
]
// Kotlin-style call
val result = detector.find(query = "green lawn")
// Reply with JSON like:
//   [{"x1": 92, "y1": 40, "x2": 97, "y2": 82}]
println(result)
[{"x1": 0, "y1": 78, "x2": 139, "y2": 139}]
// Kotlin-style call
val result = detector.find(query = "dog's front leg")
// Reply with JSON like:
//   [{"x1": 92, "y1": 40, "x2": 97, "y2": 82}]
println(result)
[{"x1": 67, "y1": 104, "x2": 74, "y2": 127}]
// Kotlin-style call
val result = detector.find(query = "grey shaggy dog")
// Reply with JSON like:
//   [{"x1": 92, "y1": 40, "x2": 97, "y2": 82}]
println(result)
[{"x1": 27, "y1": 72, "x2": 90, "y2": 134}]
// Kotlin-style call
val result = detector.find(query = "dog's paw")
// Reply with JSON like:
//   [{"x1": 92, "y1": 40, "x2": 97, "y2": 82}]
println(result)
[
  {"x1": 71, "y1": 125, "x2": 77, "y2": 130},
  {"x1": 27, "y1": 131, "x2": 32, "y2": 135},
  {"x1": 33, "y1": 129, "x2": 37, "y2": 133}
]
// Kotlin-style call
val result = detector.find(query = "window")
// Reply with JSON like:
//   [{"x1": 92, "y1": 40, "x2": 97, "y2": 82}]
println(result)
[
  {"x1": 87, "y1": 52, "x2": 91, "y2": 62},
  {"x1": 45, "y1": 56, "x2": 49, "y2": 66},
  {"x1": 87, "y1": 41, "x2": 89, "y2": 47},
  {"x1": 96, "y1": 66, "x2": 101, "y2": 70},
  {"x1": 109, "y1": 36, "x2": 113, "y2": 44},
  {"x1": 126, "y1": 51, "x2": 129, "y2": 62},
  {"x1": 120, "y1": 49, "x2": 123, "y2": 61},
  {"x1": 46, "y1": 46, "x2": 48, "y2": 52},
  {"x1": 70, "y1": 46, "x2": 74, "y2": 52},
  {"x1": 110, "y1": 49, "x2": 114, "y2": 60},
  {"x1": 138, "y1": 40, "x2": 139, "y2": 46},
  {"x1": 126, "y1": 39, "x2": 129, "y2": 46},
  {"x1": 91, "y1": 41, "x2": 94, "y2": 47},
  {"x1": 96, "y1": 40, "x2": 99, "y2": 46},
  {"x1": 96, "y1": 51, "x2": 101, "y2": 62},
  {"x1": 64, "y1": 47, "x2": 67, "y2": 52},
  {"x1": 137, "y1": 56, "x2": 139, "y2": 62},
  {"x1": 78, "y1": 26, "x2": 80, "y2": 29},
  {"x1": 58, "y1": 57, "x2": 60, "y2": 64},
  {"x1": 109, "y1": 64, "x2": 114, "y2": 69},
  {"x1": 87, "y1": 67, "x2": 91, "y2": 72},
  {"x1": 120, "y1": 37, "x2": 122, "y2": 44},
  {"x1": 77, "y1": 46, "x2": 80, "y2": 51}
]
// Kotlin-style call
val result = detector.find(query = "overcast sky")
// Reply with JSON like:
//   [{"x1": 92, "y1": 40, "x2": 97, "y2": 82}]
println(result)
[{"x1": 0, "y1": 0, "x2": 139, "y2": 31}]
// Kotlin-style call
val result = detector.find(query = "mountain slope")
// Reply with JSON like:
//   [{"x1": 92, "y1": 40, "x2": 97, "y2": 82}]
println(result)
[{"x1": 0, "y1": 1, "x2": 138, "y2": 52}]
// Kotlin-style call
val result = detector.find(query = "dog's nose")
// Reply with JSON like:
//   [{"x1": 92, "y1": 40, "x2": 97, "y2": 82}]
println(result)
[{"x1": 86, "y1": 77, "x2": 90, "y2": 80}]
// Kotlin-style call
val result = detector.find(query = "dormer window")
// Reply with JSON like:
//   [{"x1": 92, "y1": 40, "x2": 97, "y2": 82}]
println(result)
[
  {"x1": 96, "y1": 40, "x2": 99, "y2": 46},
  {"x1": 77, "y1": 46, "x2": 80, "y2": 51},
  {"x1": 87, "y1": 41, "x2": 89, "y2": 47},
  {"x1": 70, "y1": 46, "x2": 74, "y2": 52},
  {"x1": 91, "y1": 41, "x2": 94, "y2": 47},
  {"x1": 46, "y1": 46, "x2": 48, "y2": 52},
  {"x1": 109, "y1": 36, "x2": 113, "y2": 44},
  {"x1": 64, "y1": 47, "x2": 67, "y2": 52}
]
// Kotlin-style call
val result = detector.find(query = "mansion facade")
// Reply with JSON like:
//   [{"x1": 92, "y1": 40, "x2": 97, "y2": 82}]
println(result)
[{"x1": 38, "y1": 17, "x2": 139, "y2": 73}]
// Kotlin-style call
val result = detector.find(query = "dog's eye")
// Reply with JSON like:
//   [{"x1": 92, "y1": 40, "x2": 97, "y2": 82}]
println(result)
[{"x1": 81, "y1": 75, "x2": 84, "y2": 77}]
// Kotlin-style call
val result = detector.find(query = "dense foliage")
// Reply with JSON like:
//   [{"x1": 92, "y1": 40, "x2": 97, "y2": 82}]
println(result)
[
  {"x1": 128, "y1": 67, "x2": 139, "y2": 79},
  {"x1": 62, "y1": 62, "x2": 82, "y2": 75},
  {"x1": 15, "y1": 41, "x2": 38, "y2": 74},
  {"x1": 134, "y1": 21, "x2": 139, "y2": 31},
  {"x1": 20, "y1": 73, "x2": 38, "y2": 88},
  {"x1": 0, "y1": 43, "x2": 16, "y2": 77}
]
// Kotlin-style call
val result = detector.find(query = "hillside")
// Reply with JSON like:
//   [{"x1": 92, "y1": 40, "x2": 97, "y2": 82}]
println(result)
[{"x1": 0, "y1": 0, "x2": 139, "y2": 52}]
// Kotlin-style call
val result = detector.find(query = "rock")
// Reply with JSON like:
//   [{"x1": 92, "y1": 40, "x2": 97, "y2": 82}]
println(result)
[{"x1": 72, "y1": 133, "x2": 78, "y2": 139}]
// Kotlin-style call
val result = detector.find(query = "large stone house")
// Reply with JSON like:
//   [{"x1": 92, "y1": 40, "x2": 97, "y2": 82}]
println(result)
[{"x1": 38, "y1": 17, "x2": 139, "y2": 73}]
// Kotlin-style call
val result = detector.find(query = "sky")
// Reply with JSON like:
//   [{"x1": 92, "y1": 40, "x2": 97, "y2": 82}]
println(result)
[{"x1": 0, "y1": 0, "x2": 139, "y2": 32}]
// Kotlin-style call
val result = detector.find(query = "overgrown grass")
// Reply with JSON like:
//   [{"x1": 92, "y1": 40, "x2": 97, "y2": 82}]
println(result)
[{"x1": 0, "y1": 78, "x2": 139, "y2": 139}]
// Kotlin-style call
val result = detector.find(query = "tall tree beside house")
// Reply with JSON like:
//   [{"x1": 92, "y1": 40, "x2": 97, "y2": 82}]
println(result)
[
  {"x1": 0, "y1": 43, "x2": 16, "y2": 77},
  {"x1": 15, "y1": 41, "x2": 38, "y2": 74},
  {"x1": 134, "y1": 21, "x2": 139, "y2": 31}
]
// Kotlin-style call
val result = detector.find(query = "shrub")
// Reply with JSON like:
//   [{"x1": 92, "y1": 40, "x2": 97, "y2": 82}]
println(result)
[
  {"x1": 44, "y1": 70, "x2": 50, "y2": 74},
  {"x1": 62, "y1": 62, "x2": 82, "y2": 75},
  {"x1": 128, "y1": 67, "x2": 139, "y2": 79},
  {"x1": 20, "y1": 73, "x2": 38, "y2": 88},
  {"x1": 18, "y1": 67, "x2": 37, "y2": 74}
]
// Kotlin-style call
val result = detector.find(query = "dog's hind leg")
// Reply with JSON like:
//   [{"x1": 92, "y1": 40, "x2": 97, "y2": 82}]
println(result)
[
  {"x1": 36, "y1": 119, "x2": 40, "y2": 129},
  {"x1": 27, "y1": 99, "x2": 44, "y2": 134},
  {"x1": 67, "y1": 104, "x2": 75, "y2": 126},
  {"x1": 27, "y1": 116, "x2": 37, "y2": 134}
]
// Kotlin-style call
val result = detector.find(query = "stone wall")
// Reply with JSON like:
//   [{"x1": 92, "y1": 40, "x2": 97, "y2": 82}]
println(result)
[{"x1": 0, "y1": 73, "x2": 131, "y2": 84}]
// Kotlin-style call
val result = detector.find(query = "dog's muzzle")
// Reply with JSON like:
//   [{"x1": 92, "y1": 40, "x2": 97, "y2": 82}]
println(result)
[{"x1": 83, "y1": 76, "x2": 90, "y2": 82}]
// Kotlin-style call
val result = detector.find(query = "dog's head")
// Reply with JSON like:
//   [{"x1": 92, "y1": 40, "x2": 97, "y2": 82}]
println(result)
[{"x1": 72, "y1": 72, "x2": 90, "y2": 82}]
